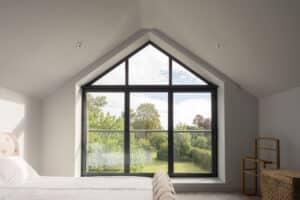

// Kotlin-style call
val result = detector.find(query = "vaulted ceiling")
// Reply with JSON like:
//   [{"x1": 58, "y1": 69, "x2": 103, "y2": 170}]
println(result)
[{"x1": 0, "y1": 0, "x2": 299, "y2": 98}]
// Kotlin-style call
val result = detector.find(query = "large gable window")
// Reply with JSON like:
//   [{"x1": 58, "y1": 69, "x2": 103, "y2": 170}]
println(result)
[{"x1": 82, "y1": 42, "x2": 218, "y2": 177}]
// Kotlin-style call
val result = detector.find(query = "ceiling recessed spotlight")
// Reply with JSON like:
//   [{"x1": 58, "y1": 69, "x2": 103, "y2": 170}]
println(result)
[{"x1": 75, "y1": 41, "x2": 82, "y2": 48}]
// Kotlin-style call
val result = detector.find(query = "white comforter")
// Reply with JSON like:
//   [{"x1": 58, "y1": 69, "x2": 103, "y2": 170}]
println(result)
[{"x1": 0, "y1": 176, "x2": 153, "y2": 200}]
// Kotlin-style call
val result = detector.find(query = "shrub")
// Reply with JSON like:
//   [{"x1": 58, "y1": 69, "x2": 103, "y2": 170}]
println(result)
[
  {"x1": 157, "y1": 142, "x2": 168, "y2": 161},
  {"x1": 174, "y1": 133, "x2": 192, "y2": 161},
  {"x1": 191, "y1": 148, "x2": 211, "y2": 170},
  {"x1": 149, "y1": 133, "x2": 167, "y2": 150},
  {"x1": 191, "y1": 135, "x2": 209, "y2": 149}
]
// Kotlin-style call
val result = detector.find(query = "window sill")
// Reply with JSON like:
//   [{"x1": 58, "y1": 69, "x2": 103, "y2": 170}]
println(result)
[{"x1": 171, "y1": 177, "x2": 225, "y2": 184}]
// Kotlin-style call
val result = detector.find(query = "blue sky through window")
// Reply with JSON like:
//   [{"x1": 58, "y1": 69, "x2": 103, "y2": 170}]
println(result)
[
  {"x1": 92, "y1": 44, "x2": 207, "y2": 86},
  {"x1": 91, "y1": 92, "x2": 211, "y2": 130}
]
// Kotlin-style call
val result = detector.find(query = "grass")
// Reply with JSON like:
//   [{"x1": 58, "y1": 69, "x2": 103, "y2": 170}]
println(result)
[
  {"x1": 138, "y1": 159, "x2": 203, "y2": 173},
  {"x1": 89, "y1": 152, "x2": 208, "y2": 174},
  {"x1": 174, "y1": 162, "x2": 204, "y2": 173},
  {"x1": 131, "y1": 152, "x2": 203, "y2": 173}
]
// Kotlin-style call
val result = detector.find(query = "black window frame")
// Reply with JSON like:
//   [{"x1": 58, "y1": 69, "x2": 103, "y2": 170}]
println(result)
[{"x1": 81, "y1": 41, "x2": 218, "y2": 177}]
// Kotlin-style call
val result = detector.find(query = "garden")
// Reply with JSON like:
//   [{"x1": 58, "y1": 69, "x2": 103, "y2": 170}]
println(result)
[{"x1": 86, "y1": 94, "x2": 212, "y2": 174}]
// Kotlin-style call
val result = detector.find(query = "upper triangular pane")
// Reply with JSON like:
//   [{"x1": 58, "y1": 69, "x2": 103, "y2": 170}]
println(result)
[
  {"x1": 172, "y1": 60, "x2": 207, "y2": 85},
  {"x1": 129, "y1": 44, "x2": 169, "y2": 85},
  {"x1": 92, "y1": 62, "x2": 125, "y2": 85}
]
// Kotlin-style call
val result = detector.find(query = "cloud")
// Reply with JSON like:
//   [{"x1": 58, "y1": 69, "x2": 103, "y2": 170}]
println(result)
[
  {"x1": 89, "y1": 45, "x2": 211, "y2": 130},
  {"x1": 91, "y1": 92, "x2": 211, "y2": 130},
  {"x1": 131, "y1": 93, "x2": 168, "y2": 129},
  {"x1": 129, "y1": 45, "x2": 169, "y2": 85},
  {"x1": 93, "y1": 63, "x2": 125, "y2": 85},
  {"x1": 174, "y1": 96, "x2": 211, "y2": 127}
]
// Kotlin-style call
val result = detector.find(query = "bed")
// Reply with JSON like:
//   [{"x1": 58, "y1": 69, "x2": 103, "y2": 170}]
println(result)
[{"x1": 0, "y1": 133, "x2": 176, "y2": 200}]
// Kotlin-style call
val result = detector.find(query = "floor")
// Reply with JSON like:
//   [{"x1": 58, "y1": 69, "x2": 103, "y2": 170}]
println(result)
[{"x1": 177, "y1": 193, "x2": 260, "y2": 200}]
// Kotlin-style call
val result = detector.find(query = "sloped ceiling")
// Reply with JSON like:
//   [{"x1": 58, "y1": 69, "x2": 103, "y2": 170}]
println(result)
[
  {"x1": 0, "y1": 0, "x2": 300, "y2": 98},
  {"x1": 0, "y1": 0, "x2": 141, "y2": 98}
]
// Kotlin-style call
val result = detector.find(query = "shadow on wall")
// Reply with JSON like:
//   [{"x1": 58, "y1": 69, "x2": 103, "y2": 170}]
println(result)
[{"x1": 0, "y1": 89, "x2": 25, "y2": 156}]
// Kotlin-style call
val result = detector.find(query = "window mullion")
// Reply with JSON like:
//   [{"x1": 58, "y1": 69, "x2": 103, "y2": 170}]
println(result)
[
  {"x1": 169, "y1": 57, "x2": 172, "y2": 85},
  {"x1": 81, "y1": 91, "x2": 87, "y2": 176},
  {"x1": 125, "y1": 59, "x2": 129, "y2": 85},
  {"x1": 168, "y1": 91, "x2": 174, "y2": 176},
  {"x1": 124, "y1": 59, "x2": 130, "y2": 174},
  {"x1": 211, "y1": 90, "x2": 218, "y2": 176},
  {"x1": 82, "y1": 43, "x2": 218, "y2": 177},
  {"x1": 124, "y1": 90, "x2": 130, "y2": 174}
]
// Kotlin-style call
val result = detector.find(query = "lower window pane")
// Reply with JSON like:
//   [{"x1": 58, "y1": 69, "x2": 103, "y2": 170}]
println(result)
[
  {"x1": 174, "y1": 132, "x2": 212, "y2": 173},
  {"x1": 130, "y1": 93, "x2": 168, "y2": 173},
  {"x1": 130, "y1": 131, "x2": 168, "y2": 173},
  {"x1": 86, "y1": 92, "x2": 124, "y2": 173},
  {"x1": 174, "y1": 93, "x2": 212, "y2": 173},
  {"x1": 87, "y1": 131, "x2": 124, "y2": 173}
]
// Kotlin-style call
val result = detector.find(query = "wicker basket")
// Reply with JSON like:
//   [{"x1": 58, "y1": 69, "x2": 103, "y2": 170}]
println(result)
[{"x1": 261, "y1": 169, "x2": 300, "y2": 200}]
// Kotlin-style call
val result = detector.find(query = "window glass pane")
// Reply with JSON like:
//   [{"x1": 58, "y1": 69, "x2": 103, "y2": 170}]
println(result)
[
  {"x1": 86, "y1": 92, "x2": 124, "y2": 173},
  {"x1": 130, "y1": 93, "x2": 168, "y2": 173},
  {"x1": 173, "y1": 93, "x2": 212, "y2": 173},
  {"x1": 129, "y1": 45, "x2": 169, "y2": 85},
  {"x1": 172, "y1": 60, "x2": 207, "y2": 85},
  {"x1": 92, "y1": 63, "x2": 125, "y2": 85}
]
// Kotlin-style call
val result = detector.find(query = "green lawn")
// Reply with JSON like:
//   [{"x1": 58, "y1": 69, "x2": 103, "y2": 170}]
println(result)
[
  {"x1": 89, "y1": 152, "x2": 209, "y2": 174},
  {"x1": 139, "y1": 159, "x2": 203, "y2": 173},
  {"x1": 131, "y1": 152, "x2": 204, "y2": 173},
  {"x1": 174, "y1": 161, "x2": 203, "y2": 173}
]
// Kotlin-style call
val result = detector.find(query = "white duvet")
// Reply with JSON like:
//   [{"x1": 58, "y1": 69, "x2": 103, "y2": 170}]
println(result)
[{"x1": 0, "y1": 176, "x2": 153, "y2": 200}]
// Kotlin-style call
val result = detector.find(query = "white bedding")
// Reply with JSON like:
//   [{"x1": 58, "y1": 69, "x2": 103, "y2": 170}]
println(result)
[{"x1": 0, "y1": 176, "x2": 153, "y2": 200}]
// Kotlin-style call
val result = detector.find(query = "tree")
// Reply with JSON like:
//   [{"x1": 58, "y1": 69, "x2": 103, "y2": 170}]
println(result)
[
  {"x1": 175, "y1": 123, "x2": 198, "y2": 131},
  {"x1": 87, "y1": 94, "x2": 123, "y2": 130},
  {"x1": 193, "y1": 114, "x2": 204, "y2": 128},
  {"x1": 149, "y1": 133, "x2": 167, "y2": 150},
  {"x1": 87, "y1": 94, "x2": 124, "y2": 172},
  {"x1": 193, "y1": 114, "x2": 211, "y2": 129},
  {"x1": 87, "y1": 94, "x2": 107, "y2": 129},
  {"x1": 174, "y1": 132, "x2": 192, "y2": 161},
  {"x1": 131, "y1": 103, "x2": 162, "y2": 130},
  {"x1": 191, "y1": 148, "x2": 211, "y2": 170},
  {"x1": 203, "y1": 118, "x2": 211, "y2": 129},
  {"x1": 192, "y1": 135, "x2": 209, "y2": 149},
  {"x1": 131, "y1": 103, "x2": 167, "y2": 162}
]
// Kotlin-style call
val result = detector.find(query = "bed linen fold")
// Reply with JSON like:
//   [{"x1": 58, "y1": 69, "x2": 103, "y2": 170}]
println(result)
[{"x1": 0, "y1": 176, "x2": 153, "y2": 200}]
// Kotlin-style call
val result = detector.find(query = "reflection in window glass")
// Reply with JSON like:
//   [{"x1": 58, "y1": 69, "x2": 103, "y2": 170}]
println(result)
[
  {"x1": 172, "y1": 60, "x2": 207, "y2": 85},
  {"x1": 173, "y1": 93, "x2": 212, "y2": 173},
  {"x1": 86, "y1": 92, "x2": 124, "y2": 173},
  {"x1": 129, "y1": 45, "x2": 169, "y2": 85},
  {"x1": 130, "y1": 93, "x2": 168, "y2": 173}
]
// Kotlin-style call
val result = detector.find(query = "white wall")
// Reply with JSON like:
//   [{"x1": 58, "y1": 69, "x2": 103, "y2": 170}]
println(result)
[
  {"x1": 0, "y1": 86, "x2": 42, "y2": 171},
  {"x1": 259, "y1": 86, "x2": 300, "y2": 169},
  {"x1": 40, "y1": 30, "x2": 258, "y2": 192},
  {"x1": 41, "y1": 81, "x2": 75, "y2": 176}
]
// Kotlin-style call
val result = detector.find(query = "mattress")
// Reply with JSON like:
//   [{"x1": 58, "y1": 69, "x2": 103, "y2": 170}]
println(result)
[{"x1": 0, "y1": 176, "x2": 153, "y2": 200}]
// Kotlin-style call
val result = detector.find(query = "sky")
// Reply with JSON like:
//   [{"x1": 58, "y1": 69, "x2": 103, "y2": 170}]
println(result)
[
  {"x1": 92, "y1": 92, "x2": 211, "y2": 130},
  {"x1": 90, "y1": 44, "x2": 211, "y2": 129},
  {"x1": 93, "y1": 45, "x2": 207, "y2": 86}
]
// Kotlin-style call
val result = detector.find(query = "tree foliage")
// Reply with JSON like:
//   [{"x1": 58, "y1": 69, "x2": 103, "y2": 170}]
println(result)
[
  {"x1": 87, "y1": 94, "x2": 123, "y2": 130},
  {"x1": 86, "y1": 94, "x2": 212, "y2": 172},
  {"x1": 131, "y1": 103, "x2": 162, "y2": 130},
  {"x1": 193, "y1": 114, "x2": 211, "y2": 129}
]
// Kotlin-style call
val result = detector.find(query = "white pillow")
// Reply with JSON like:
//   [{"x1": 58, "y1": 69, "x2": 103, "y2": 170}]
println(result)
[{"x1": 0, "y1": 157, "x2": 38, "y2": 186}]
